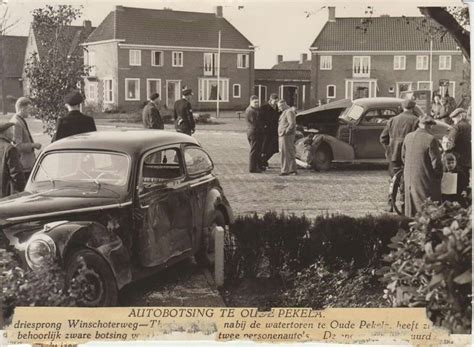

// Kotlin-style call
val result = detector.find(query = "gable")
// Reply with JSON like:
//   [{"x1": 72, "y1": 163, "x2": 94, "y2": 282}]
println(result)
[{"x1": 1, "y1": 36, "x2": 28, "y2": 77}]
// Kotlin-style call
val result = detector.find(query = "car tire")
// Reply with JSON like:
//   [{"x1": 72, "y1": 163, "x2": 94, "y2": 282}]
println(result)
[
  {"x1": 311, "y1": 143, "x2": 332, "y2": 172},
  {"x1": 65, "y1": 249, "x2": 118, "y2": 307},
  {"x1": 196, "y1": 209, "x2": 226, "y2": 268}
]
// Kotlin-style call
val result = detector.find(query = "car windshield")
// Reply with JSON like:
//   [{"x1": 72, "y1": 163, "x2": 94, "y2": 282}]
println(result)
[
  {"x1": 340, "y1": 104, "x2": 364, "y2": 122},
  {"x1": 32, "y1": 151, "x2": 130, "y2": 187}
]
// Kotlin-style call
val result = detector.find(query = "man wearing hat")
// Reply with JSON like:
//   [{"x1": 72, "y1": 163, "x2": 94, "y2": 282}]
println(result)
[
  {"x1": 380, "y1": 99, "x2": 419, "y2": 211},
  {"x1": 402, "y1": 115, "x2": 443, "y2": 217},
  {"x1": 447, "y1": 108, "x2": 471, "y2": 178},
  {"x1": 0, "y1": 122, "x2": 26, "y2": 198},
  {"x1": 173, "y1": 88, "x2": 195, "y2": 136},
  {"x1": 143, "y1": 93, "x2": 164, "y2": 130},
  {"x1": 51, "y1": 90, "x2": 97, "y2": 142}
]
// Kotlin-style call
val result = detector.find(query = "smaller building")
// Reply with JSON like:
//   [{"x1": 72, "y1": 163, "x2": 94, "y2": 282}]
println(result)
[{"x1": 254, "y1": 54, "x2": 311, "y2": 110}]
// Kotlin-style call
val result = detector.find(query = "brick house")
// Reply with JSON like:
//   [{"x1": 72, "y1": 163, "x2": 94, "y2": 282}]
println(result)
[
  {"x1": 254, "y1": 54, "x2": 311, "y2": 110},
  {"x1": 0, "y1": 36, "x2": 27, "y2": 113},
  {"x1": 310, "y1": 7, "x2": 465, "y2": 107},
  {"x1": 82, "y1": 6, "x2": 254, "y2": 112}
]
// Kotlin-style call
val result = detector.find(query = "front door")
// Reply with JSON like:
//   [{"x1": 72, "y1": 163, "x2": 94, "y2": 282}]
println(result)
[
  {"x1": 280, "y1": 85, "x2": 298, "y2": 108},
  {"x1": 136, "y1": 146, "x2": 193, "y2": 267},
  {"x1": 166, "y1": 80, "x2": 181, "y2": 108}
]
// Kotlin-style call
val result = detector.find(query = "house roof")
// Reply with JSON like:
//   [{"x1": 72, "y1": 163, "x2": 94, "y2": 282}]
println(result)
[
  {"x1": 86, "y1": 6, "x2": 253, "y2": 49},
  {"x1": 271, "y1": 60, "x2": 312, "y2": 70},
  {"x1": 311, "y1": 16, "x2": 459, "y2": 51},
  {"x1": 0, "y1": 36, "x2": 28, "y2": 77},
  {"x1": 255, "y1": 69, "x2": 311, "y2": 81}
]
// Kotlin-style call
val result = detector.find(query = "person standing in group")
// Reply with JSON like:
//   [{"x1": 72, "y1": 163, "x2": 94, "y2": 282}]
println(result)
[
  {"x1": 51, "y1": 90, "x2": 97, "y2": 142},
  {"x1": 446, "y1": 108, "x2": 471, "y2": 179},
  {"x1": 431, "y1": 94, "x2": 442, "y2": 118},
  {"x1": 174, "y1": 88, "x2": 195, "y2": 136},
  {"x1": 436, "y1": 97, "x2": 452, "y2": 124},
  {"x1": 245, "y1": 95, "x2": 264, "y2": 173},
  {"x1": 0, "y1": 122, "x2": 26, "y2": 197},
  {"x1": 402, "y1": 115, "x2": 443, "y2": 217},
  {"x1": 10, "y1": 97, "x2": 42, "y2": 180},
  {"x1": 142, "y1": 93, "x2": 164, "y2": 130},
  {"x1": 380, "y1": 99, "x2": 419, "y2": 212},
  {"x1": 260, "y1": 93, "x2": 280, "y2": 168},
  {"x1": 277, "y1": 99, "x2": 297, "y2": 176}
]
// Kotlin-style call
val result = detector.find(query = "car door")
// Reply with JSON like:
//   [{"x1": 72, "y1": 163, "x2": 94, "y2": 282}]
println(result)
[
  {"x1": 135, "y1": 146, "x2": 194, "y2": 267},
  {"x1": 351, "y1": 108, "x2": 399, "y2": 159}
]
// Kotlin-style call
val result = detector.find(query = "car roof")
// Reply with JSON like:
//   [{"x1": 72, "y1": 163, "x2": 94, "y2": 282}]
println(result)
[
  {"x1": 352, "y1": 97, "x2": 405, "y2": 108},
  {"x1": 45, "y1": 130, "x2": 200, "y2": 155}
]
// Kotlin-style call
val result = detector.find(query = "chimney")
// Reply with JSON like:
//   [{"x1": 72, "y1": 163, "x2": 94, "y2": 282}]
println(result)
[
  {"x1": 83, "y1": 20, "x2": 92, "y2": 30},
  {"x1": 215, "y1": 6, "x2": 223, "y2": 18},
  {"x1": 116, "y1": 5, "x2": 124, "y2": 12},
  {"x1": 328, "y1": 7, "x2": 336, "y2": 22},
  {"x1": 277, "y1": 54, "x2": 283, "y2": 64},
  {"x1": 300, "y1": 53, "x2": 307, "y2": 64}
]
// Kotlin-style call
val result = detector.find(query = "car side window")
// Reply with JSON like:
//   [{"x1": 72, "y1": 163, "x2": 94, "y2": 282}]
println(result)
[
  {"x1": 361, "y1": 109, "x2": 397, "y2": 125},
  {"x1": 141, "y1": 148, "x2": 183, "y2": 186},
  {"x1": 184, "y1": 147, "x2": 213, "y2": 177}
]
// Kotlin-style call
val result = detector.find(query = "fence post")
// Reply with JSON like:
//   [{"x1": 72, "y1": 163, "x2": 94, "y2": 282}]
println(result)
[{"x1": 214, "y1": 225, "x2": 225, "y2": 287}]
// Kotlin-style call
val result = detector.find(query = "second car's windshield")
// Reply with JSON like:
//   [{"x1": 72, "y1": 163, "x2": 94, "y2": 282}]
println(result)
[
  {"x1": 33, "y1": 151, "x2": 130, "y2": 187},
  {"x1": 340, "y1": 104, "x2": 364, "y2": 122}
]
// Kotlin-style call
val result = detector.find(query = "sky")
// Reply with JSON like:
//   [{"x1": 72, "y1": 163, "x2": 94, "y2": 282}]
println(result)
[{"x1": 1, "y1": 0, "x2": 467, "y2": 68}]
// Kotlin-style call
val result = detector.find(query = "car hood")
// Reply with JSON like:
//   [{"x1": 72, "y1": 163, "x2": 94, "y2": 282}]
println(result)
[
  {"x1": 296, "y1": 99, "x2": 352, "y2": 127},
  {"x1": 0, "y1": 186, "x2": 123, "y2": 225}
]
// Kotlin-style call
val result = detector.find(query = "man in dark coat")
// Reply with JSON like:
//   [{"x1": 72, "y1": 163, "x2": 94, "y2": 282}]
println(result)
[
  {"x1": 447, "y1": 108, "x2": 471, "y2": 179},
  {"x1": 245, "y1": 95, "x2": 264, "y2": 173},
  {"x1": 52, "y1": 90, "x2": 97, "y2": 142},
  {"x1": 0, "y1": 122, "x2": 26, "y2": 197},
  {"x1": 260, "y1": 93, "x2": 280, "y2": 168},
  {"x1": 402, "y1": 115, "x2": 443, "y2": 217},
  {"x1": 174, "y1": 88, "x2": 195, "y2": 136},
  {"x1": 143, "y1": 93, "x2": 164, "y2": 129}
]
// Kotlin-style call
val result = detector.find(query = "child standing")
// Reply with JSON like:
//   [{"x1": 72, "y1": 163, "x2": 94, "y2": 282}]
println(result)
[{"x1": 441, "y1": 152, "x2": 469, "y2": 207}]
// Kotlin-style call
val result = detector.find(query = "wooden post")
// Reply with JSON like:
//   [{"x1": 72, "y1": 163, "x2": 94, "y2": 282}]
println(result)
[{"x1": 214, "y1": 225, "x2": 225, "y2": 287}]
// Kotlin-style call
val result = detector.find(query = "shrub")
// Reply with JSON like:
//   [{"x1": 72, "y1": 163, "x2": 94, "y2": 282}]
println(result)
[{"x1": 382, "y1": 201, "x2": 472, "y2": 333}]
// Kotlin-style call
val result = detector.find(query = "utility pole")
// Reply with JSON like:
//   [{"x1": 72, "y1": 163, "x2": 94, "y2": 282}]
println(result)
[{"x1": 216, "y1": 30, "x2": 221, "y2": 119}]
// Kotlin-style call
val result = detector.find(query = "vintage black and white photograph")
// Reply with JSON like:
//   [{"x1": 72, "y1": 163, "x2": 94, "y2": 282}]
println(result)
[{"x1": 0, "y1": 0, "x2": 471, "y2": 341}]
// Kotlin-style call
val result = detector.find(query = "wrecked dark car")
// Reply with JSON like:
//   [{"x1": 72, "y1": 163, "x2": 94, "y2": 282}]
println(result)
[
  {"x1": 295, "y1": 97, "x2": 450, "y2": 171},
  {"x1": 0, "y1": 130, "x2": 233, "y2": 306}
]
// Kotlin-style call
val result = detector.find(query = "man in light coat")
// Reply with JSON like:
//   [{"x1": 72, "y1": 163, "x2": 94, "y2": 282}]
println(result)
[
  {"x1": 245, "y1": 95, "x2": 263, "y2": 173},
  {"x1": 277, "y1": 99, "x2": 297, "y2": 176}
]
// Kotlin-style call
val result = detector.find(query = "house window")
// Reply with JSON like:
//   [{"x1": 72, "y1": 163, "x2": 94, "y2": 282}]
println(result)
[
  {"x1": 353, "y1": 56, "x2": 370, "y2": 77},
  {"x1": 417, "y1": 81, "x2": 433, "y2": 91},
  {"x1": 203, "y1": 53, "x2": 218, "y2": 76},
  {"x1": 233, "y1": 84, "x2": 241, "y2": 98},
  {"x1": 395, "y1": 81, "x2": 413, "y2": 98},
  {"x1": 125, "y1": 78, "x2": 140, "y2": 101},
  {"x1": 439, "y1": 81, "x2": 456, "y2": 98},
  {"x1": 86, "y1": 51, "x2": 96, "y2": 75},
  {"x1": 172, "y1": 51, "x2": 183, "y2": 67},
  {"x1": 87, "y1": 82, "x2": 97, "y2": 101},
  {"x1": 103, "y1": 79, "x2": 113, "y2": 103},
  {"x1": 129, "y1": 50, "x2": 141, "y2": 66},
  {"x1": 198, "y1": 78, "x2": 229, "y2": 102},
  {"x1": 152, "y1": 51, "x2": 163, "y2": 66},
  {"x1": 320, "y1": 56, "x2": 332, "y2": 70},
  {"x1": 147, "y1": 79, "x2": 161, "y2": 99},
  {"x1": 327, "y1": 85, "x2": 336, "y2": 99},
  {"x1": 393, "y1": 56, "x2": 406, "y2": 70},
  {"x1": 439, "y1": 55, "x2": 452, "y2": 70},
  {"x1": 237, "y1": 54, "x2": 249, "y2": 69},
  {"x1": 345, "y1": 79, "x2": 377, "y2": 100},
  {"x1": 416, "y1": 55, "x2": 429, "y2": 70}
]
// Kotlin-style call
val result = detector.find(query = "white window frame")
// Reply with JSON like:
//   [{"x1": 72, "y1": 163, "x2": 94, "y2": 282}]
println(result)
[
  {"x1": 87, "y1": 81, "x2": 97, "y2": 102},
  {"x1": 327, "y1": 84, "x2": 336, "y2": 99},
  {"x1": 439, "y1": 55, "x2": 452, "y2": 70},
  {"x1": 440, "y1": 81, "x2": 456, "y2": 98},
  {"x1": 352, "y1": 56, "x2": 371, "y2": 77},
  {"x1": 416, "y1": 55, "x2": 429, "y2": 70},
  {"x1": 237, "y1": 54, "x2": 249, "y2": 69},
  {"x1": 233, "y1": 84, "x2": 241, "y2": 98},
  {"x1": 255, "y1": 85, "x2": 267, "y2": 106},
  {"x1": 279, "y1": 85, "x2": 299, "y2": 109},
  {"x1": 320, "y1": 56, "x2": 332, "y2": 70},
  {"x1": 203, "y1": 52, "x2": 218, "y2": 76},
  {"x1": 129, "y1": 50, "x2": 141, "y2": 66},
  {"x1": 393, "y1": 55, "x2": 406, "y2": 70},
  {"x1": 151, "y1": 50, "x2": 164, "y2": 67},
  {"x1": 125, "y1": 78, "x2": 140, "y2": 101},
  {"x1": 417, "y1": 81, "x2": 433, "y2": 91},
  {"x1": 172, "y1": 51, "x2": 183, "y2": 67},
  {"x1": 103, "y1": 78, "x2": 114, "y2": 103},
  {"x1": 395, "y1": 81, "x2": 413, "y2": 98},
  {"x1": 198, "y1": 78, "x2": 229, "y2": 102},
  {"x1": 345, "y1": 79, "x2": 377, "y2": 100},
  {"x1": 166, "y1": 80, "x2": 182, "y2": 107},
  {"x1": 146, "y1": 79, "x2": 162, "y2": 100}
]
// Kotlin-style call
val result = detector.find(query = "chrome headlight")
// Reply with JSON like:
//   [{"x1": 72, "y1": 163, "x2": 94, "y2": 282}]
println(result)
[{"x1": 25, "y1": 234, "x2": 57, "y2": 270}]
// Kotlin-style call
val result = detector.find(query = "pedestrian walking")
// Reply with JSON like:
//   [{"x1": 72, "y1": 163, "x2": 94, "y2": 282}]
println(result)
[
  {"x1": 277, "y1": 99, "x2": 297, "y2": 176},
  {"x1": 174, "y1": 88, "x2": 195, "y2": 136},
  {"x1": 51, "y1": 90, "x2": 97, "y2": 142},
  {"x1": 260, "y1": 93, "x2": 280, "y2": 168},
  {"x1": 10, "y1": 97, "x2": 42, "y2": 180},
  {"x1": 143, "y1": 93, "x2": 164, "y2": 129},
  {"x1": 446, "y1": 108, "x2": 471, "y2": 179},
  {"x1": 0, "y1": 122, "x2": 26, "y2": 197},
  {"x1": 402, "y1": 115, "x2": 443, "y2": 217},
  {"x1": 245, "y1": 95, "x2": 264, "y2": 173}
]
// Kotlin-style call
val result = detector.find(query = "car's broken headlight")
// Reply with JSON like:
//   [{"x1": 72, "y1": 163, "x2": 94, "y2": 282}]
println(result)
[{"x1": 25, "y1": 234, "x2": 56, "y2": 270}]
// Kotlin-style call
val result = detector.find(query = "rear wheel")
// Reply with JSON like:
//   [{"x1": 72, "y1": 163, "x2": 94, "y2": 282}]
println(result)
[
  {"x1": 390, "y1": 170, "x2": 404, "y2": 215},
  {"x1": 196, "y1": 210, "x2": 225, "y2": 267},
  {"x1": 311, "y1": 144, "x2": 332, "y2": 172}
]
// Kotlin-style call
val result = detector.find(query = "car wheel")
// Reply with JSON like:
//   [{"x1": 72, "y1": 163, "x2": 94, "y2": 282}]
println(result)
[
  {"x1": 311, "y1": 144, "x2": 332, "y2": 172},
  {"x1": 196, "y1": 210, "x2": 226, "y2": 268},
  {"x1": 390, "y1": 170, "x2": 405, "y2": 216},
  {"x1": 66, "y1": 249, "x2": 118, "y2": 307}
]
